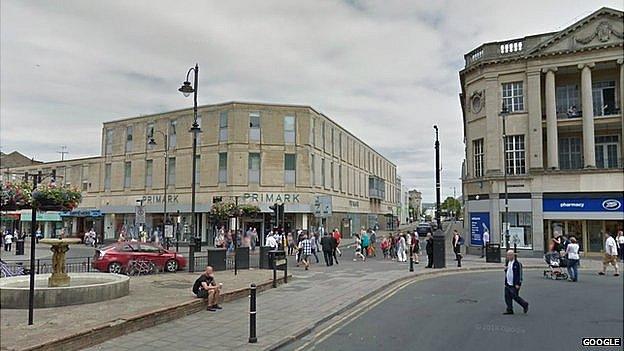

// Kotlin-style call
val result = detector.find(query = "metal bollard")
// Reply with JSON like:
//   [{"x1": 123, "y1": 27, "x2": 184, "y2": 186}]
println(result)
[
  {"x1": 284, "y1": 255, "x2": 288, "y2": 284},
  {"x1": 272, "y1": 262, "x2": 277, "y2": 288},
  {"x1": 513, "y1": 243, "x2": 517, "y2": 254},
  {"x1": 409, "y1": 253, "x2": 414, "y2": 272},
  {"x1": 249, "y1": 284, "x2": 257, "y2": 343}
]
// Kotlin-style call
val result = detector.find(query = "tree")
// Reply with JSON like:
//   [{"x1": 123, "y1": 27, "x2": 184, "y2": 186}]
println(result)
[{"x1": 441, "y1": 196, "x2": 461, "y2": 218}]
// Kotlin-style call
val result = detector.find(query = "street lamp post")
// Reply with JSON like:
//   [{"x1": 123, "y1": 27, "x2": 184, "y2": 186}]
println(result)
[
  {"x1": 179, "y1": 63, "x2": 201, "y2": 272},
  {"x1": 499, "y1": 104, "x2": 510, "y2": 251},
  {"x1": 434, "y1": 125, "x2": 442, "y2": 230},
  {"x1": 148, "y1": 131, "x2": 170, "y2": 249},
  {"x1": 432, "y1": 125, "x2": 445, "y2": 268}
]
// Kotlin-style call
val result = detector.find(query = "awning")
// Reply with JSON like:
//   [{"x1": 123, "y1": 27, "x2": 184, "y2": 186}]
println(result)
[
  {"x1": 1, "y1": 213, "x2": 20, "y2": 221},
  {"x1": 60, "y1": 209, "x2": 103, "y2": 218},
  {"x1": 20, "y1": 211, "x2": 63, "y2": 222}
]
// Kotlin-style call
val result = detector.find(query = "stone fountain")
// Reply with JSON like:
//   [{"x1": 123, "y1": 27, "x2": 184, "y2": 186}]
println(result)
[
  {"x1": 0, "y1": 238, "x2": 129, "y2": 309},
  {"x1": 39, "y1": 238, "x2": 82, "y2": 287}
]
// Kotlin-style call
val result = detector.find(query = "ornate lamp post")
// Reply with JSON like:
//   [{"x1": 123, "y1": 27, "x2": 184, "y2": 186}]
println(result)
[
  {"x1": 179, "y1": 64, "x2": 201, "y2": 272},
  {"x1": 499, "y1": 104, "x2": 510, "y2": 251}
]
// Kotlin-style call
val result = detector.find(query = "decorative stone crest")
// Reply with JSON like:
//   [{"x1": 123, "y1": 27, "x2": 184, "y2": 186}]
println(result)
[
  {"x1": 469, "y1": 90, "x2": 485, "y2": 114},
  {"x1": 574, "y1": 21, "x2": 624, "y2": 45}
]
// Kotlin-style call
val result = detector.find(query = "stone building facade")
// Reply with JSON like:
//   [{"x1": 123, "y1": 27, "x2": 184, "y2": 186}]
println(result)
[
  {"x1": 460, "y1": 7, "x2": 624, "y2": 256},
  {"x1": 3, "y1": 102, "x2": 399, "y2": 244}
]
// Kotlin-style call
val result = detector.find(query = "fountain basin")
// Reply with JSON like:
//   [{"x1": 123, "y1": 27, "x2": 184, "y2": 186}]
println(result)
[{"x1": 0, "y1": 273, "x2": 129, "y2": 309}]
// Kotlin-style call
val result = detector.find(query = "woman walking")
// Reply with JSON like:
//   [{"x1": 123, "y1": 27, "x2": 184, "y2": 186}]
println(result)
[
  {"x1": 425, "y1": 233, "x2": 434, "y2": 268},
  {"x1": 397, "y1": 233, "x2": 407, "y2": 262},
  {"x1": 617, "y1": 230, "x2": 624, "y2": 262},
  {"x1": 565, "y1": 236, "x2": 580, "y2": 282},
  {"x1": 353, "y1": 234, "x2": 366, "y2": 261}
]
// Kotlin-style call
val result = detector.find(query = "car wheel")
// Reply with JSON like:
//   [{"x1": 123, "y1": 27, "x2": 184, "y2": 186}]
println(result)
[
  {"x1": 108, "y1": 262, "x2": 123, "y2": 274},
  {"x1": 165, "y1": 259, "x2": 179, "y2": 273}
]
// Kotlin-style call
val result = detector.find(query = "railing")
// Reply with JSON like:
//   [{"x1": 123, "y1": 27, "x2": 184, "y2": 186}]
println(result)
[
  {"x1": 500, "y1": 40, "x2": 523, "y2": 54},
  {"x1": 464, "y1": 39, "x2": 525, "y2": 67},
  {"x1": 1, "y1": 257, "x2": 94, "y2": 277}
]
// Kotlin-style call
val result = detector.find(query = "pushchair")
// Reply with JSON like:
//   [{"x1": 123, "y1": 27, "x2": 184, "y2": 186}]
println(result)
[{"x1": 543, "y1": 251, "x2": 568, "y2": 280}]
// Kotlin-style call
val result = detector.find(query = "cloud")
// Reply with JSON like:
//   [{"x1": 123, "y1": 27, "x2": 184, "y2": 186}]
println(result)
[{"x1": 1, "y1": 0, "x2": 622, "y2": 202}]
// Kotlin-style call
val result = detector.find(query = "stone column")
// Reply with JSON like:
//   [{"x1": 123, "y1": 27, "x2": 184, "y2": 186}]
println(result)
[
  {"x1": 544, "y1": 67, "x2": 559, "y2": 169},
  {"x1": 618, "y1": 59, "x2": 624, "y2": 163},
  {"x1": 579, "y1": 63, "x2": 596, "y2": 168},
  {"x1": 527, "y1": 70, "x2": 544, "y2": 170}
]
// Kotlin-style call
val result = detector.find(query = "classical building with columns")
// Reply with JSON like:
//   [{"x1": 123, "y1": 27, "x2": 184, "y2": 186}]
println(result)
[
  {"x1": 2, "y1": 101, "x2": 399, "y2": 244},
  {"x1": 460, "y1": 7, "x2": 623, "y2": 256}
]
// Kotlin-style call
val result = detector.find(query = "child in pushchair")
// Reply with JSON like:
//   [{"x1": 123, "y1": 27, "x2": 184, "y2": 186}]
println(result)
[{"x1": 543, "y1": 251, "x2": 569, "y2": 280}]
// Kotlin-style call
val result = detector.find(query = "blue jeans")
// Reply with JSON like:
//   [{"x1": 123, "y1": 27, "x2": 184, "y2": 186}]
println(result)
[{"x1": 567, "y1": 259, "x2": 579, "y2": 281}]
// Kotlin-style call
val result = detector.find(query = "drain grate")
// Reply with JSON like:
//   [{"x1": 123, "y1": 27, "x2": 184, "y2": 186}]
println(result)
[{"x1": 456, "y1": 298, "x2": 478, "y2": 304}]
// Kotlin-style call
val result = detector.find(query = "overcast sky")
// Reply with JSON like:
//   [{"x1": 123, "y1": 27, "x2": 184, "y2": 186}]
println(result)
[{"x1": 1, "y1": 0, "x2": 621, "y2": 202}]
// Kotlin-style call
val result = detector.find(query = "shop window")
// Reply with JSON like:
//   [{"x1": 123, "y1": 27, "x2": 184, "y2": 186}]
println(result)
[
  {"x1": 500, "y1": 212, "x2": 532, "y2": 249},
  {"x1": 595, "y1": 135, "x2": 620, "y2": 169},
  {"x1": 248, "y1": 153, "x2": 260, "y2": 183},
  {"x1": 284, "y1": 116, "x2": 295, "y2": 144},
  {"x1": 559, "y1": 137, "x2": 582, "y2": 169},
  {"x1": 284, "y1": 153, "x2": 296, "y2": 184},
  {"x1": 219, "y1": 111, "x2": 228, "y2": 142},
  {"x1": 249, "y1": 112, "x2": 260, "y2": 142}
]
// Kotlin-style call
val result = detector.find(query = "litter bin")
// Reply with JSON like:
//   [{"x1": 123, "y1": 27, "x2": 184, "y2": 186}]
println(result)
[
  {"x1": 206, "y1": 248, "x2": 226, "y2": 271},
  {"x1": 432, "y1": 230, "x2": 446, "y2": 268},
  {"x1": 486, "y1": 243, "x2": 501, "y2": 263},
  {"x1": 15, "y1": 239, "x2": 25, "y2": 255},
  {"x1": 236, "y1": 246, "x2": 250, "y2": 270},
  {"x1": 259, "y1": 246, "x2": 272, "y2": 269}
]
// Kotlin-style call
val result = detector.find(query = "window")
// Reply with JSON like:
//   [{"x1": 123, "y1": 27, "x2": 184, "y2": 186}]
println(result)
[
  {"x1": 284, "y1": 153, "x2": 296, "y2": 184},
  {"x1": 167, "y1": 157, "x2": 176, "y2": 186},
  {"x1": 249, "y1": 112, "x2": 260, "y2": 142},
  {"x1": 331, "y1": 128, "x2": 335, "y2": 155},
  {"x1": 81, "y1": 165, "x2": 89, "y2": 191},
  {"x1": 311, "y1": 154, "x2": 316, "y2": 186},
  {"x1": 105, "y1": 129, "x2": 113, "y2": 155},
  {"x1": 321, "y1": 122, "x2": 326, "y2": 149},
  {"x1": 502, "y1": 82, "x2": 524, "y2": 112},
  {"x1": 558, "y1": 137, "x2": 582, "y2": 170},
  {"x1": 311, "y1": 118, "x2": 316, "y2": 147},
  {"x1": 339, "y1": 164, "x2": 343, "y2": 191},
  {"x1": 125, "y1": 125, "x2": 133, "y2": 153},
  {"x1": 219, "y1": 111, "x2": 228, "y2": 142},
  {"x1": 194, "y1": 155, "x2": 200, "y2": 185},
  {"x1": 330, "y1": 161, "x2": 334, "y2": 190},
  {"x1": 504, "y1": 135, "x2": 526, "y2": 175},
  {"x1": 168, "y1": 120, "x2": 177, "y2": 149},
  {"x1": 555, "y1": 85, "x2": 580, "y2": 118},
  {"x1": 146, "y1": 122, "x2": 155, "y2": 149},
  {"x1": 321, "y1": 158, "x2": 326, "y2": 187},
  {"x1": 473, "y1": 139, "x2": 484, "y2": 177},
  {"x1": 145, "y1": 160, "x2": 153, "y2": 187},
  {"x1": 500, "y1": 212, "x2": 533, "y2": 249},
  {"x1": 248, "y1": 153, "x2": 260, "y2": 183},
  {"x1": 592, "y1": 81, "x2": 616, "y2": 116},
  {"x1": 339, "y1": 133, "x2": 343, "y2": 157},
  {"x1": 284, "y1": 116, "x2": 295, "y2": 144},
  {"x1": 595, "y1": 135, "x2": 620, "y2": 169},
  {"x1": 218, "y1": 153, "x2": 227, "y2": 183},
  {"x1": 124, "y1": 162, "x2": 132, "y2": 188},
  {"x1": 104, "y1": 164, "x2": 111, "y2": 190}
]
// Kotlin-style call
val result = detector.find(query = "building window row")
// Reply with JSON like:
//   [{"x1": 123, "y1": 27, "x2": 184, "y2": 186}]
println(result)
[
  {"x1": 473, "y1": 138, "x2": 484, "y2": 178},
  {"x1": 502, "y1": 81, "x2": 524, "y2": 112}
]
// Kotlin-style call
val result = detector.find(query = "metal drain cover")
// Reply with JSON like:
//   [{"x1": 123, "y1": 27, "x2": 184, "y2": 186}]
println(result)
[{"x1": 457, "y1": 298, "x2": 478, "y2": 304}]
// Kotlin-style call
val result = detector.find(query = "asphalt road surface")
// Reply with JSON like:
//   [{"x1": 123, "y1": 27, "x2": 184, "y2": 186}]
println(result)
[{"x1": 284, "y1": 270, "x2": 623, "y2": 351}]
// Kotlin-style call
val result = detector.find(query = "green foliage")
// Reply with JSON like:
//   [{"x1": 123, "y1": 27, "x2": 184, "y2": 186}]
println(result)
[
  {"x1": 441, "y1": 196, "x2": 462, "y2": 215},
  {"x1": 1, "y1": 181, "x2": 82, "y2": 211},
  {"x1": 0, "y1": 181, "x2": 32, "y2": 210},
  {"x1": 210, "y1": 202, "x2": 261, "y2": 220}
]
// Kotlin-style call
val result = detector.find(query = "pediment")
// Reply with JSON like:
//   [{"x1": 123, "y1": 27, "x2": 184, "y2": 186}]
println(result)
[{"x1": 529, "y1": 8, "x2": 623, "y2": 56}]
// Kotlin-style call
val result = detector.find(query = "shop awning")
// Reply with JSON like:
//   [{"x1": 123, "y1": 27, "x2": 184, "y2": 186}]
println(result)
[
  {"x1": 60, "y1": 209, "x2": 103, "y2": 217},
  {"x1": 20, "y1": 211, "x2": 63, "y2": 222},
  {"x1": 1, "y1": 213, "x2": 20, "y2": 221}
]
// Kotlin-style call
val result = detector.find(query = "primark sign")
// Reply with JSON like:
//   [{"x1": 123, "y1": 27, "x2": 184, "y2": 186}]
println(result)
[
  {"x1": 243, "y1": 193, "x2": 301, "y2": 203},
  {"x1": 141, "y1": 194, "x2": 180, "y2": 204}
]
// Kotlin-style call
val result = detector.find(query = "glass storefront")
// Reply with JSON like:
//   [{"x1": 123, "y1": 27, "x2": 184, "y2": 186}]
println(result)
[
  {"x1": 500, "y1": 211, "x2": 533, "y2": 249},
  {"x1": 545, "y1": 219, "x2": 624, "y2": 255}
]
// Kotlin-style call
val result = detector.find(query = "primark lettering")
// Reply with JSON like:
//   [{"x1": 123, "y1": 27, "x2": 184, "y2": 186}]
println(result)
[
  {"x1": 142, "y1": 194, "x2": 179, "y2": 204},
  {"x1": 243, "y1": 193, "x2": 300, "y2": 203}
]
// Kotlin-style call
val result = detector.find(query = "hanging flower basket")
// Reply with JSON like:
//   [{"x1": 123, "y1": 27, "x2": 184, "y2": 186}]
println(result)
[
  {"x1": 0, "y1": 181, "x2": 32, "y2": 211},
  {"x1": 210, "y1": 202, "x2": 260, "y2": 220},
  {"x1": 31, "y1": 183, "x2": 82, "y2": 211}
]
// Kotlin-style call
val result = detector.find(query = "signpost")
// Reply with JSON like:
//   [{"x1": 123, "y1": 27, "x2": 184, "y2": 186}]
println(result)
[{"x1": 313, "y1": 195, "x2": 332, "y2": 235}]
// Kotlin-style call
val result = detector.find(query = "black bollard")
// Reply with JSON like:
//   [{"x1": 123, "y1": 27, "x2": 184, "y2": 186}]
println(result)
[
  {"x1": 514, "y1": 243, "x2": 517, "y2": 254},
  {"x1": 249, "y1": 284, "x2": 257, "y2": 343},
  {"x1": 284, "y1": 254, "x2": 288, "y2": 284},
  {"x1": 410, "y1": 253, "x2": 414, "y2": 272}
]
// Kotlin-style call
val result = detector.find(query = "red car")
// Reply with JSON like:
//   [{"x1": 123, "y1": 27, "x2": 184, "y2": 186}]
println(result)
[{"x1": 92, "y1": 242, "x2": 186, "y2": 274}]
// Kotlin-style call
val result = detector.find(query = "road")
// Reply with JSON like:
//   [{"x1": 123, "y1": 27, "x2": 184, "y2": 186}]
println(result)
[{"x1": 283, "y1": 270, "x2": 624, "y2": 351}]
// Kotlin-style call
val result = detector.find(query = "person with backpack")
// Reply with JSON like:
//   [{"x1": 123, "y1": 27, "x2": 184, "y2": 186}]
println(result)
[{"x1": 452, "y1": 229, "x2": 463, "y2": 267}]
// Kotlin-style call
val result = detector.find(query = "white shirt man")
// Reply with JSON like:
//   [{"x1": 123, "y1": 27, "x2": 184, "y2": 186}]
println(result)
[
  {"x1": 600, "y1": 233, "x2": 620, "y2": 276},
  {"x1": 605, "y1": 235, "x2": 618, "y2": 256},
  {"x1": 265, "y1": 234, "x2": 278, "y2": 249},
  {"x1": 481, "y1": 230, "x2": 490, "y2": 258}
]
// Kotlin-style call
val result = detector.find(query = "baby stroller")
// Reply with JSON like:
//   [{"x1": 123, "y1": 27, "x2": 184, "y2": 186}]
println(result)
[{"x1": 543, "y1": 251, "x2": 568, "y2": 280}]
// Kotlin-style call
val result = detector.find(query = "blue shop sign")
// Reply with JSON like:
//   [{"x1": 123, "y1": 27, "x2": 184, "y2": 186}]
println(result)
[
  {"x1": 470, "y1": 212, "x2": 490, "y2": 246},
  {"x1": 543, "y1": 197, "x2": 624, "y2": 212},
  {"x1": 60, "y1": 209, "x2": 103, "y2": 217}
]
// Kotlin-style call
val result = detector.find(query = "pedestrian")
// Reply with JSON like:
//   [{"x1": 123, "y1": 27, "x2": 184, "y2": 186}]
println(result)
[
  {"x1": 265, "y1": 232, "x2": 278, "y2": 250},
  {"x1": 397, "y1": 233, "x2": 407, "y2": 262},
  {"x1": 565, "y1": 236, "x2": 580, "y2": 282},
  {"x1": 287, "y1": 232, "x2": 295, "y2": 256},
  {"x1": 332, "y1": 228, "x2": 342, "y2": 258},
  {"x1": 412, "y1": 231, "x2": 420, "y2": 264},
  {"x1": 481, "y1": 228, "x2": 490, "y2": 258},
  {"x1": 425, "y1": 233, "x2": 433, "y2": 268},
  {"x1": 192, "y1": 265, "x2": 223, "y2": 312},
  {"x1": 3, "y1": 231, "x2": 13, "y2": 252},
  {"x1": 353, "y1": 234, "x2": 366, "y2": 261},
  {"x1": 251, "y1": 227, "x2": 258, "y2": 251},
  {"x1": 452, "y1": 229, "x2": 463, "y2": 267},
  {"x1": 388, "y1": 233, "x2": 396, "y2": 260},
  {"x1": 369, "y1": 229, "x2": 377, "y2": 257},
  {"x1": 599, "y1": 231, "x2": 620, "y2": 276},
  {"x1": 310, "y1": 232, "x2": 320, "y2": 264},
  {"x1": 320, "y1": 232, "x2": 334, "y2": 266},
  {"x1": 381, "y1": 236, "x2": 390, "y2": 259},
  {"x1": 503, "y1": 250, "x2": 529, "y2": 315},
  {"x1": 298, "y1": 235, "x2": 312, "y2": 270},
  {"x1": 215, "y1": 230, "x2": 225, "y2": 248},
  {"x1": 617, "y1": 230, "x2": 624, "y2": 263},
  {"x1": 361, "y1": 230, "x2": 370, "y2": 257}
]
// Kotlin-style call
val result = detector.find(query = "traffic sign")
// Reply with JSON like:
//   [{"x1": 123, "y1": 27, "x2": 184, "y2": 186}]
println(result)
[{"x1": 312, "y1": 195, "x2": 332, "y2": 218}]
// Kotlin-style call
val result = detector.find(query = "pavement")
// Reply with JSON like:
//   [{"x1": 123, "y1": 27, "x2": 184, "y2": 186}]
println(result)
[
  {"x1": 284, "y1": 270, "x2": 624, "y2": 351},
  {"x1": 0, "y1": 269, "x2": 276, "y2": 351},
  {"x1": 81, "y1": 221, "x2": 609, "y2": 351}
]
